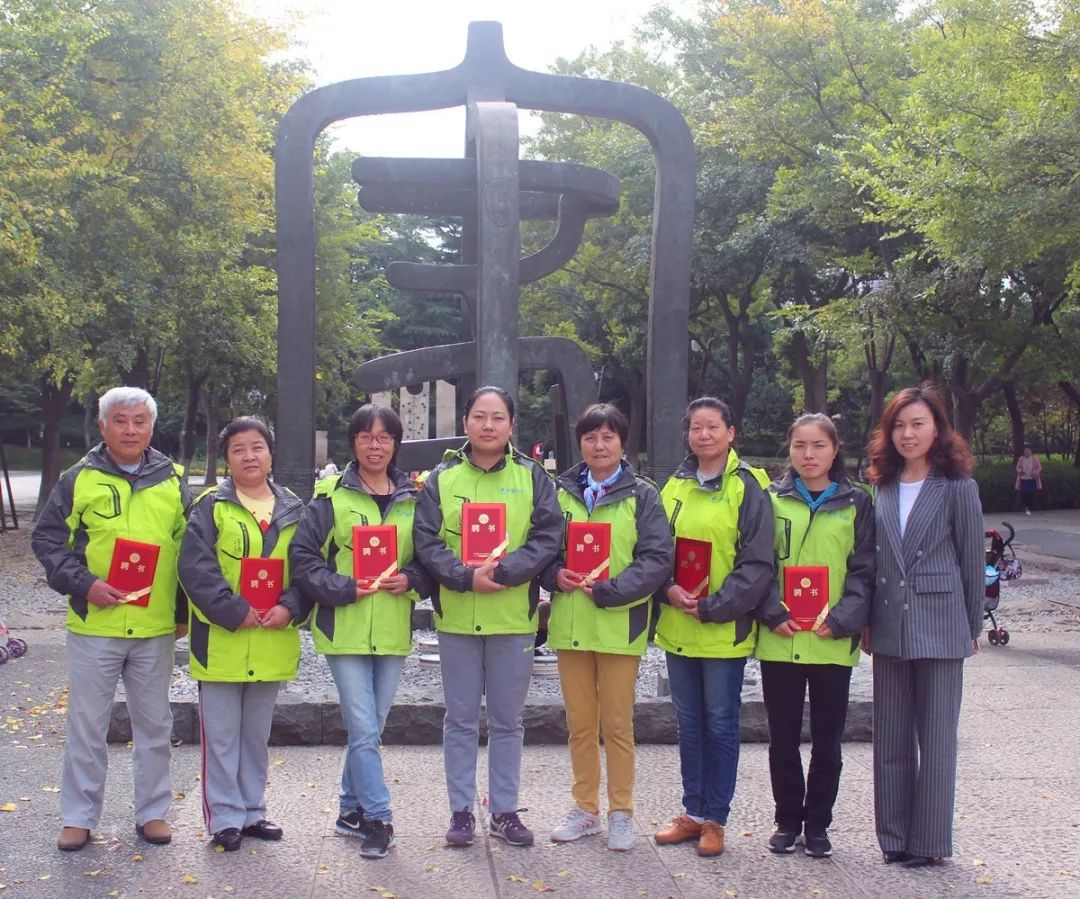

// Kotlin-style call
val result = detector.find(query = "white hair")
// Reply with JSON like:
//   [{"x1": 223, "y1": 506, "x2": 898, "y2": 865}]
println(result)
[{"x1": 98, "y1": 387, "x2": 158, "y2": 426}]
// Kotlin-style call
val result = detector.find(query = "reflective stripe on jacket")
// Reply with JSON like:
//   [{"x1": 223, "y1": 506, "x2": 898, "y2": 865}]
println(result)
[
  {"x1": 413, "y1": 443, "x2": 561, "y2": 636},
  {"x1": 541, "y1": 462, "x2": 672, "y2": 656},
  {"x1": 179, "y1": 478, "x2": 305, "y2": 682},
  {"x1": 290, "y1": 465, "x2": 430, "y2": 656},
  {"x1": 655, "y1": 451, "x2": 774, "y2": 659},
  {"x1": 31, "y1": 443, "x2": 190, "y2": 638},
  {"x1": 754, "y1": 473, "x2": 876, "y2": 666}
]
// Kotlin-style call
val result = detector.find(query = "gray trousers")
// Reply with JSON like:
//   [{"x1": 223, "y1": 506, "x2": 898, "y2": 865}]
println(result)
[
  {"x1": 438, "y1": 631, "x2": 534, "y2": 815},
  {"x1": 872, "y1": 655, "x2": 964, "y2": 858},
  {"x1": 197, "y1": 680, "x2": 280, "y2": 833},
  {"x1": 62, "y1": 632, "x2": 174, "y2": 829}
]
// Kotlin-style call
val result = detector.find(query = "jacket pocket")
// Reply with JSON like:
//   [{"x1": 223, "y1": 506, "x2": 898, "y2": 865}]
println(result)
[{"x1": 915, "y1": 572, "x2": 957, "y2": 594}]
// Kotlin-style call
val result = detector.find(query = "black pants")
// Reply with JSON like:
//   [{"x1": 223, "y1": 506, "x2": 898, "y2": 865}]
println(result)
[{"x1": 760, "y1": 660, "x2": 852, "y2": 833}]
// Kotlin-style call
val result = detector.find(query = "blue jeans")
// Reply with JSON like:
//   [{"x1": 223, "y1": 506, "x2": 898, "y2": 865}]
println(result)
[
  {"x1": 666, "y1": 653, "x2": 746, "y2": 825},
  {"x1": 326, "y1": 653, "x2": 406, "y2": 822}
]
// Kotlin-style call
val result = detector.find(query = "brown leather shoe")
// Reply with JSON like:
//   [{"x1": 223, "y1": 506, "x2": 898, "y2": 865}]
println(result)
[
  {"x1": 653, "y1": 814, "x2": 702, "y2": 845},
  {"x1": 136, "y1": 819, "x2": 172, "y2": 844},
  {"x1": 697, "y1": 820, "x2": 725, "y2": 857},
  {"x1": 57, "y1": 826, "x2": 90, "y2": 851}
]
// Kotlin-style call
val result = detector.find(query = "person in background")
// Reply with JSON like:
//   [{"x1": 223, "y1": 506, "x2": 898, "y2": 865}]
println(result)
[
  {"x1": 755, "y1": 413, "x2": 875, "y2": 859},
  {"x1": 319, "y1": 457, "x2": 340, "y2": 480},
  {"x1": 1014, "y1": 445, "x2": 1042, "y2": 516},
  {"x1": 413, "y1": 386, "x2": 562, "y2": 850},
  {"x1": 31, "y1": 386, "x2": 189, "y2": 851},
  {"x1": 865, "y1": 384, "x2": 984, "y2": 868},
  {"x1": 652, "y1": 397, "x2": 774, "y2": 858},
  {"x1": 178, "y1": 417, "x2": 307, "y2": 852},
  {"x1": 291, "y1": 404, "x2": 431, "y2": 860},
  {"x1": 540, "y1": 404, "x2": 673, "y2": 851}
]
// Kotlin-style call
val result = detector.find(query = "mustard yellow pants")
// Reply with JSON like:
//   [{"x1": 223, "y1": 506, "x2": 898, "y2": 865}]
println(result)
[{"x1": 557, "y1": 649, "x2": 641, "y2": 815}]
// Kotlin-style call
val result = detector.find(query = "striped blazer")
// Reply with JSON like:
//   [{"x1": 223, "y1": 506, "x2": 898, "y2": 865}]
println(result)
[{"x1": 869, "y1": 474, "x2": 984, "y2": 659}]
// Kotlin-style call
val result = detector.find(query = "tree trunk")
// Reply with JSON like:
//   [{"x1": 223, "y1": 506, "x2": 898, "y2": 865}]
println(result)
[
  {"x1": 624, "y1": 375, "x2": 647, "y2": 468},
  {"x1": 122, "y1": 349, "x2": 151, "y2": 389},
  {"x1": 82, "y1": 389, "x2": 96, "y2": 449},
  {"x1": 1059, "y1": 381, "x2": 1080, "y2": 468},
  {"x1": 204, "y1": 390, "x2": 220, "y2": 487},
  {"x1": 180, "y1": 373, "x2": 204, "y2": 476},
  {"x1": 36, "y1": 377, "x2": 75, "y2": 518},
  {"x1": 1002, "y1": 382, "x2": 1025, "y2": 461},
  {"x1": 951, "y1": 386, "x2": 979, "y2": 442}
]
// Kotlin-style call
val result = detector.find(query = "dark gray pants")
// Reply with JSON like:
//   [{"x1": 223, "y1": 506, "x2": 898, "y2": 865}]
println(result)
[{"x1": 872, "y1": 655, "x2": 964, "y2": 858}]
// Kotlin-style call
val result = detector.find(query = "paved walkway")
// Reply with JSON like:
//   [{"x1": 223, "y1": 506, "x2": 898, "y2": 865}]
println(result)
[{"x1": 2, "y1": 624, "x2": 1079, "y2": 897}]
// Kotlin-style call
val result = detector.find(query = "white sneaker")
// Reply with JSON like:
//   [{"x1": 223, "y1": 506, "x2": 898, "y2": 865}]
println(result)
[
  {"x1": 607, "y1": 811, "x2": 635, "y2": 851},
  {"x1": 550, "y1": 808, "x2": 603, "y2": 842}
]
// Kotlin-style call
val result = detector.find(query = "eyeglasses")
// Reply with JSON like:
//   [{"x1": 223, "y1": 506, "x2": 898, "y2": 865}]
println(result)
[{"x1": 355, "y1": 433, "x2": 394, "y2": 446}]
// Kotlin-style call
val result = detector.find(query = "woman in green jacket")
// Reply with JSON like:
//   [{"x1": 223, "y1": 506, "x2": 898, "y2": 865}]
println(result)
[
  {"x1": 539, "y1": 404, "x2": 672, "y2": 851},
  {"x1": 652, "y1": 397, "x2": 774, "y2": 858},
  {"x1": 413, "y1": 386, "x2": 562, "y2": 851},
  {"x1": 290, "y1": 404, "x2": 431, "y2": 860},
  {"x1": 178, "y1": 417, "x2": 308, "y2": 852},
  {"x1": 756, "y1": 413, "x2": 875, "y2": 859}
]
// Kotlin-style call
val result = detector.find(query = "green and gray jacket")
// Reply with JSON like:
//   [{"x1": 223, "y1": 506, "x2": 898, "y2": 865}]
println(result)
[
  {"x1": 178, "y1": 477, "x2": 306, "y2": 682},
  {"x1": 755, "y1": 472, "x2": 875, "y2": 666},
  {"x1": 413, "y1": 443, "x2": 562, "y2": 636},
  {"x1": 290, "y1": 464, "x2": 431, "y2": 656},
  {"x1": 538, "y1": 461, "x2": 673, "y2": 656},
  {"x1": 31, "y1": 443, "x2": 190, "y2": 638},
  {"x1": 655, "y1": 451, "x2": 774, "y2": 659}
]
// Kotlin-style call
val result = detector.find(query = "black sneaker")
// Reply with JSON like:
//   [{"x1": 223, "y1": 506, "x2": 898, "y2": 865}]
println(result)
[
  {"x1": 446, "y1": 809, "x2": 476, "y2": 847},
  {"x1": 768, "y1": 827, "x2": 799, "y2": 853},
  {"x1": 490, "y1": 810, "x2": 534, "y2": 847},
  {"x1": 335, "y1": 809, "x2": 369, "y2": 838},
  {"x1": 359, "y1": 819, "x2": 394, "y2": 859},
  {"x1": 804, "y1": 829, "x2": 833, "y2": 858}
]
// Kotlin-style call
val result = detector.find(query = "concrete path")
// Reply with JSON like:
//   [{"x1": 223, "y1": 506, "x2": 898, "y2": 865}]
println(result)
[{"x1": 2, "y1": 627, "x2": 1079, "y2": 897}]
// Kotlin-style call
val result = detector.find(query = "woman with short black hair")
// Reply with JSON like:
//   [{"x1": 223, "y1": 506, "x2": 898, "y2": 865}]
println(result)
[
  {"x1": 541, "y1": 404, "x2": 672, "y2": 851},
  {"x1": 291, "y1": 404, "x2": 430, "y2": 860},
  {"x1": 179, "y1": 416, "x2": 308, "y2": 853}
]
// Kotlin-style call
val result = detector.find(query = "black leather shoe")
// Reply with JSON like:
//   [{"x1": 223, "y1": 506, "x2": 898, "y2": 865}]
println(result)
[
  {"x1": 883, "y1": 850, "x2": 909, "y2": 864},
  {"x1": 902, "y1": 855, "x2": 940, "y2": 868},
  {"x1": 211, "y1": 828, "x2": 242, "y2": 851},
  {"x1": 241, "y1": 819, "x2": 283, "y2": 841}
]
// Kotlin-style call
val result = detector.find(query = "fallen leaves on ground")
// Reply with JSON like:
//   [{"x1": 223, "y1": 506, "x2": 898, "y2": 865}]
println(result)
[
  {"x1": 179, "y1": 873, "x2": 198, "y2": 884},
  {"x1": 0, "y1": 804, "x2": 17, "y2": 812},
  {"x1": 975, "y1": 875, "x2": 992, "y2": 885},
  {"x1": 83, "y1": 870, "x2": 103, "y2": 877},
  {"x1": 972, "y1": 858, "x2": 985, "y2": 867}
]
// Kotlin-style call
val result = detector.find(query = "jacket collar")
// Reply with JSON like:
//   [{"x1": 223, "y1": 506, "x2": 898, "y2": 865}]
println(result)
[
  {"x1": 556, "y1": 460, "x2": 638, "y2": 505},
  {"x1": 672, "y1": 450, "x2": 741, "y2": 490},
  {"x1": 446, "y1": 441, "x2": 521, "y2": 474},
  {"x1": 85, "y1": 442, "x2": 174, "y2": 480},
  {"x1": 215, "y1": 476, "x2": 304, "y2": 525},
  {"x1": 771, "y1": 471, "x2": 861, "y2": 508},
  {"x1": 339, "y1": 462, "x2": 418, "y2": 502}
]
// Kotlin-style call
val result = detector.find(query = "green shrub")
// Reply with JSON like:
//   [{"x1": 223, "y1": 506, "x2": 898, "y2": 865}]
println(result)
[{"x1": 974, "y1": 457, "x2": 1080, "y2": 512}]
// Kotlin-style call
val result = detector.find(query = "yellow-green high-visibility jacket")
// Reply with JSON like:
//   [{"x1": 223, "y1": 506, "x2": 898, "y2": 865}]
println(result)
[
  {"x1": 31, "y1": 443, "x2": 190, "y2": 638},
  {"x1": 755, "y1": 473, "x2": 875, "y2": 666},
  {"x1": 178, "y1": 477, "x2": 307, "y2": 682},
  {"x1": 539, "y1": 461, "x2": 672, "y2": 656},
  {"x1": 413, "y1": 443, "x2": 562, "y2": 636},
  {"x1": 290, "y1": 464, "x2": 432, "y2": 656},
  {"x1": 655, "y1": 451, "x2": 775, "y2": 659}
]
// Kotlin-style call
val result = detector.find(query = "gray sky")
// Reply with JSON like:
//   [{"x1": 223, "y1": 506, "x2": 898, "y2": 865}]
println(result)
[{"x1": 245, "y1": 0, "x2": 688, "y2": 157}]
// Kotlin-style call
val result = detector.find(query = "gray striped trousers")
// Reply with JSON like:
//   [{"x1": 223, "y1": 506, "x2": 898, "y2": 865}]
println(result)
[{"x1": 872, "y1": 655, "x2": 964, "y2": 858}]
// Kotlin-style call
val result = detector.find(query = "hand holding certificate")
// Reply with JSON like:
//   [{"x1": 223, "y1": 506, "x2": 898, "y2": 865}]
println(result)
[{"x1": 107, "y1": 538, "x2": 161, "y2": 607}]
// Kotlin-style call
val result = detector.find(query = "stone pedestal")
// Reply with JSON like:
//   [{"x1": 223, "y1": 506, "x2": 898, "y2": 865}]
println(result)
[
  {"x1": 435, "y1": 380, "x2": 457, "y2": 438},
  {"x1": 400, "y1": 385, "x2": 430, "y2": 440}
]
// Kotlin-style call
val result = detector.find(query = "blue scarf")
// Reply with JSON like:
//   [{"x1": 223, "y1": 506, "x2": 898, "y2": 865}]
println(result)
[
  {"x1": 582, "y1": 463, "x2": 623, "y2": 513},
  {"x1": 794, "y1": 477, "x2": 839, "y2": 512}
]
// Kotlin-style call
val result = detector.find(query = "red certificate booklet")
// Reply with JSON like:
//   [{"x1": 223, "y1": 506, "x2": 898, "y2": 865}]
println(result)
[
  {"x1": 460, "y1": 503, "x2": 508, "y2": 565},
  {"x1": 352, "y1": 525, "x2": 398, "y2": 589},
  {"x1": 565, "y1": 521, "x2": 611, "y2": 584},
  {"x1": 107, "y1": 537, "x2": 161, "y2": 607},
  {"x1": 783, "y1": 565, "x2": 830, "y2": 630},
  {"x1": 239, "y1": 557, "x2": 284, "y2": 613},
  {"x1": 674, "y1": 537, "x2": 712, "y2": 599}
]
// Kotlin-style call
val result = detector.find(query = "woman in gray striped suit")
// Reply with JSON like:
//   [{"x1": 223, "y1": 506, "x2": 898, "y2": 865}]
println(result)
[{"x1": 865, "y1": 385, "x2": 984, "y2": 868}]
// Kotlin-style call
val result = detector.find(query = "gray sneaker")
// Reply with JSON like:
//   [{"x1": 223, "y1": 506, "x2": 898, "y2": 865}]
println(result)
[
  {"x1": 607, "y1": 811, "x2": 635, "y2": 851},
  {"x1": 550, "y1": 808, "x2": 603, "y2": 843}
]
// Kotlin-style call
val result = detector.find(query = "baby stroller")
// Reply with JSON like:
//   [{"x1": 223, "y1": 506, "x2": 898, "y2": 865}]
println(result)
[
  {"x1": 0, "y1": 619, "x2": 29, "y2": 664},
  {"x1": 983, "y1": 521, "x2": 1022, "y2": 646}
]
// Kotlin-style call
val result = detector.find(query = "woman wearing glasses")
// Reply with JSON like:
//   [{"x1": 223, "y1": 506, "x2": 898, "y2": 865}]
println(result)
[
  {"x1": 653, "y1": 397, "x2": 774, "y2": 857},
  {"x1": 291, "y1": 405, "x2": 431, "y2": 860}
]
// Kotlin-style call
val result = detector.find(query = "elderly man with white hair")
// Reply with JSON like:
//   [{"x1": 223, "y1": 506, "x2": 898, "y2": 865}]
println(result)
[{"x1": 32, "y1": 386, "x2": 191, "y2": 851}]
